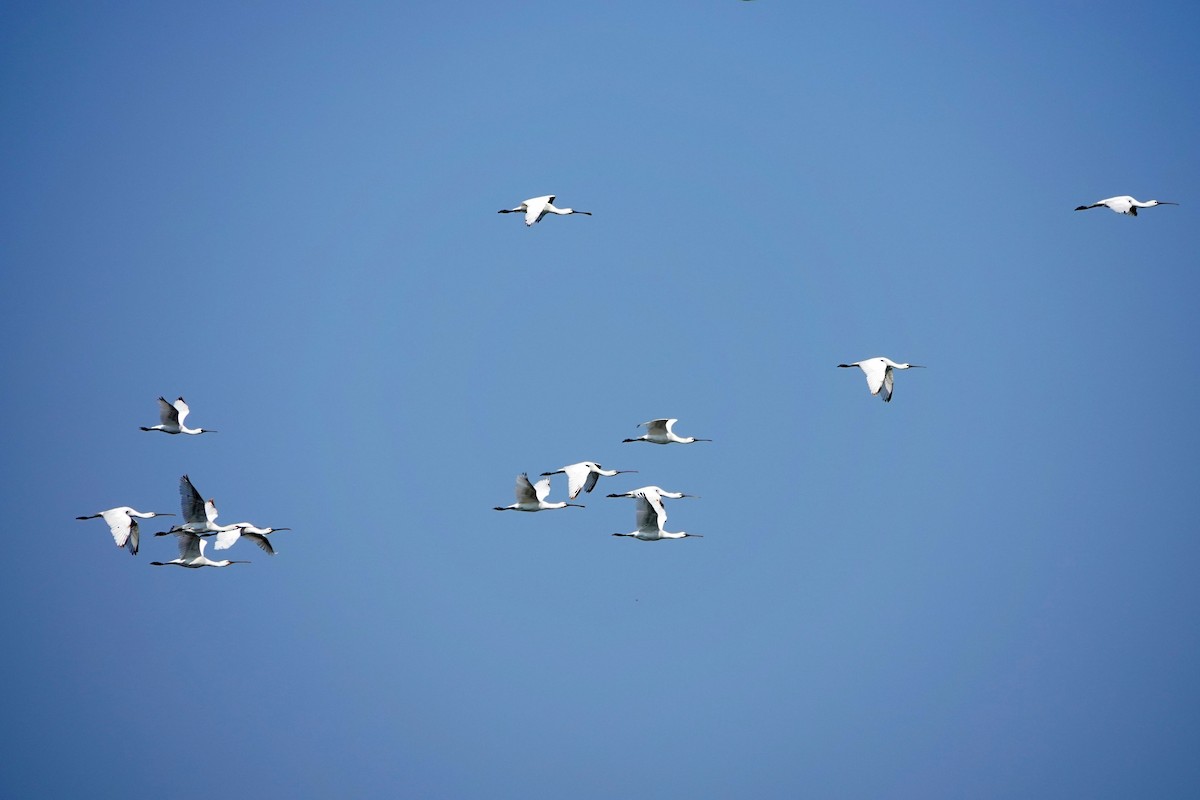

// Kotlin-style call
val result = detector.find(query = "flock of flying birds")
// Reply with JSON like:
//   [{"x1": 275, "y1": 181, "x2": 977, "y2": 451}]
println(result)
[
  {"x1": 77, "y1": 193, "x2": 1176, "y2": 558},
  {"x1": 492, "y1": 191, "x2": 1178, "y2": 540},
  {"x1": 494, "y1": 418, "x2": 708, "y2": 541},
  {"x1": 76, "y1": 396, "x2": 289, "y2": 568}
]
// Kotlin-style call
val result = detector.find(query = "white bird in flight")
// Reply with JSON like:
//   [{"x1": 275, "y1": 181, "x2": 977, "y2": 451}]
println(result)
[
  {"x1": 151, "y1": 531, "x2": 249, "y2": 568},
  {"x1": 606, "y1": 485, "x2": 699, "y2": 502},
  {"x1": 140, "y1": 396, "x2": 217, "y2": 435},
  {"x1": 155, "y1": 474, "x2": 241, "y2": 537},
  {"x1": 540, "y1": 462, "x2": 637, "y2": 500},
  {"x1": 498, "y1": 195, "x2": 592, "y2": 227},
  {"x1": 612, "y1": 495, "x2": 701, "y2": 542},
  {"x1": 838, "y1": 357, "x2": 924, "y2": 403},
  {"x1": 623, "y1": 418, "x2": 711, "y2": 445},
  {"x1": 206, "y1": 523, "x2": 290, "y2": 554},
  {"x1": 494, "y1": 473, "x2": 585, "y2": 511},
  {"x1": 1074, "y1": 196, "x2": 1178, "y2": 216},
  {"x1": 76, "y1": 506, "x2": 173, "y2": 556}
]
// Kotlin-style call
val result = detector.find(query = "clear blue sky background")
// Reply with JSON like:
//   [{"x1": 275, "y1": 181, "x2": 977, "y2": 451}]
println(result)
[{"x1": 2, "y1": 2, "x2": 1198, "y2": 797}]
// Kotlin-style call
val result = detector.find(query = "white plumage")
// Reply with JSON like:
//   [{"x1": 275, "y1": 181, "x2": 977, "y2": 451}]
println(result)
[
  {"x1": 541, "y1": 462, "x2": 637, "y2": 500},
  {"x1": 498, "y1": 195, "x2": 592, "y2": 226},
  {"x1": 151, "y1": 530, "x2": 249, "y2": 568},
  {"x1": 612, "y1": 495, "x2": 701, "y2": 542},
  {"x1": 494, "y1": 473, "x2": 586, "y2": 511},
  {"x1": 623, "y1": 418, "x2": 711, "y2": 445},
  {"x1": 140, "y1": 396, "x2": 217, "y2": 435},
  {"x1": 76, "y1": 507, "x2": 174, "y2": 556},
  {"x1": 838, "y1": 357, "x2": 924, "y2": 402},
  {"x1": 1074, "y1": 196, "x2": 1178, "y2": 216}
]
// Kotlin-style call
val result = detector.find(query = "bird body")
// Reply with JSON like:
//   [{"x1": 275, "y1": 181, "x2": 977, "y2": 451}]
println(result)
[
  {"x1": 623, "y1": 418, "x2": 711, "y2": 445},
  {"x1": 540, "y1": 462, "x2": 637, "y2": 500},
  {"x1": 498, "y1": 195, "x2": 592, "y2": 226},
  {"x1": 613, "y1": 495, "x2": 701, "y2": 541},
  {"x1": 140, "y1": 396, "x2": 216, "y2": 435},
  {"x1": 838, "y1": 357, "x2": 923, "y2": 402},
  {"x1": 1074, "y1": 196, "x2": 1178, "y2": 216},
  {"x1": 76, "y1": 507, "x2": 173, "y2": 555},
  {"x1": 494, "y1": 473, "x2": 585, "y2": 511},
  {"x1": 150, "y1": 531, "x2": 249, "y2": 568}
]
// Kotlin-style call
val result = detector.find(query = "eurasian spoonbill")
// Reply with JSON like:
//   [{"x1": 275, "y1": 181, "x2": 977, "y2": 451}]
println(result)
[
  {"x1": 612, "y1": 495, "x2": 701, "y2": 541},
  {"x1": 540, "y1": 462, "x2": 637, "y2": 500},
  {"x1": 606, "y1": 486, "x2": 699, "y2": 502},
  {"x1": 154, "y1": 474, "x2": 242, "y2": 537},
  {"x1": 150, "y1": 531, "x2": 249, "y2": 568},
  {"x1": 838, "y1": 357, "x2": 924, "y2": 403},
  {"x1": 498, "y1": 195, "x2": 592, "y2": 227},
  {"x1": 623, "y1": 418, "x2": 711, "y2": 445},
  {"x1": 207, "y1": 523, "x2": 290, "y2": 554},
  {"x1": 1074, "y1": 196, "x2": 1178, "y2": 216},
  {"x1": 140, "y1": 396, "x2": 216, "y2": 435},
  {"x1": 494, "y1": 473, "x2": 585, "y2": 511},
  {"x1": 76, "y1": 507, "x2": 173, "y2": 556}
]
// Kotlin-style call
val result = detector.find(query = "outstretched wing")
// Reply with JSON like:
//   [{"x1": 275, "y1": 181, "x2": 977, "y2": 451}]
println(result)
[
  {"x1": 562, "y1": 463, "x2": 590, "y2": 499},
  {"x1": 514, "y1": 473, "x2": 537, "y2": 504},
  {"x1": 635, "y1": 494, "x2": 667, "y2": 533},
  {"x1": 179, "y1": 475, "x2": 206, "y2": 524},
  {"x1": 640, "y1": 419, "x2": 672, "y2": 436},
  {"x1": 524, "y1": 195, "x2": 552, "y2": 226},
  {"x1": 104, "y1": 509, "x2": 133, "y2": 549},
  {"x1": 242, "y1": 531, "x2": 276, "y2": 556},
  {"x1": 173, "y1": 397, "x2": 191, "y2": 428},
  {"x1": 881, "y1": 367, "x2": 894, "y2": 402},
  {"x1": 213, "y1": 527, "x2": 242, "y2": 551},
  {"x1": 171, "y1": 530, "x2": 202, "y2": 560},
  {"x1": 533, "y1": 478, "x2": 552, "y2": 502},
  {"x1": 581, "y1": 470, "x2": 601, "y2": 496},
  {"x1": 860, "y1": 360, "x2": 887, "y2": 396},
  {"x1": 157, "y1": 396, "x2": 179, "y2": 426},
  {"x1": 127, "y1": 518, "x2": 140, "y2": 556}
]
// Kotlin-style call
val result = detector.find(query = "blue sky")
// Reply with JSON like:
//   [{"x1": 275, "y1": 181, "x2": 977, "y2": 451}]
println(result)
[{"x1": 2, "y1": 2, "x2": 1199, "y2": 797}]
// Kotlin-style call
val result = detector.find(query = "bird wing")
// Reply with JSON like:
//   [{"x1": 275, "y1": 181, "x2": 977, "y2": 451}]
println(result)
[
  {"x1": 533, "y1": 478, "x2": 552, "y2": 502},
  {"x1": 173, "y1": 397, "x2": 191, "y2": 428},
  {"x1": 1105, "y1": 196, "x2": 1133, "y2": 214},
  {"x1": 205, "y1": 499, "x2": 219, "y2": 524},
  {"x1": 524, "y1": 196, "x2": 551, "y2": 226},
  {"x1": 103, "y1": 509, "x2": 133, "y2": 548},
  {"x1": 640, "y1": 418, "x2": 672, "y2": 436},
  {"x1": 562, "y1": 463, "x2": 590, "y2": 499},
  {"x1": 172, "y1": 531, "x2": 202, "y2": 560},
  {"x1": 881, "y1": 366, "x2": 894, "y2": 402},
  {"x1": 179, "y1": 475, "x2": 206, "y2": 524},
  {"x1": 157, "y1": 396, "x2": 179, "y2": 426},
  {"x1": 242, "y1": 531, "x2": 276, "y2": 555},
  {"x1": 127, "y1": 518, "x2": 140, "y2": 555},
  {"x1": 860, "y1": 361, "x2": 887, "y2": 395},
  {"x1": 213, "y1": 527, "x2": 242, "y2": 550},
  {"x1": 581, "y1": 470, "x2": 601, "y2": 496},
  {"x1": 635, "y1": 494, "x2": 666, "y2": 532},
  {"x1": 514, "y1": 473, "x2": 537, "y2": 504}
]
